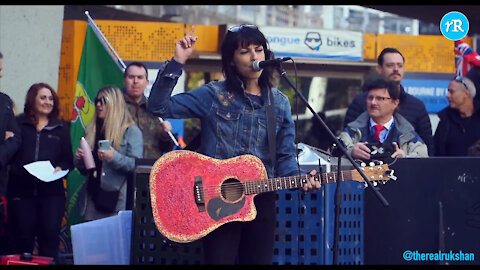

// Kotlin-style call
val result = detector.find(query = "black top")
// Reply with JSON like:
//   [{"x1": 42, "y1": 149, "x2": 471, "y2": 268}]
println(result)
[
  {"x1": 7, "y1": 114, "x2": 74, "y2": 198},
  {"x1": 434, "y1": 101, "x2": 480, "y2": 156},
  {"x1": 0, "y1": 92, "x2": 21, "y2": 195}
]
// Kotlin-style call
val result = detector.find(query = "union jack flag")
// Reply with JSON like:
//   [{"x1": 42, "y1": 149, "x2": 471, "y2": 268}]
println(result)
[{"x1": 454, "y1": 40, "x2": 480, "y2": 76}]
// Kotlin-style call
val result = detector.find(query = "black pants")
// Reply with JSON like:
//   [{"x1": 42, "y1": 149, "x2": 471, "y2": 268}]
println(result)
[
  {"x1": 6, "y1": 195, "x2": 65, "y2": 257},
  {"x1": 0, "y1": 195, "x2": 7, "y2": 255},
  {"x1": 202, "y1": 193, "x2": 276, "y2": 265}
]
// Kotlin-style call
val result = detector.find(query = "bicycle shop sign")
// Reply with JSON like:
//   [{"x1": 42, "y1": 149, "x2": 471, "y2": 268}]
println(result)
[{"x1": 262, "y1": 26, "x2": 363, "y2": 61}]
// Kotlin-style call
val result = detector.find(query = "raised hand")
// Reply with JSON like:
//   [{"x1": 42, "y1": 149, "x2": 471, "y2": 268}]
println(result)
[{"x1": 174, "y1": 25, "x2": 197, "y2": 64}]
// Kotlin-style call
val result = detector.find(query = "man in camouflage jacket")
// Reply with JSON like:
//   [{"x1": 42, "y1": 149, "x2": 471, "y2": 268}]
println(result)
[{"x1": 123, "y1": 62, "x2": 174, "y2": 159}]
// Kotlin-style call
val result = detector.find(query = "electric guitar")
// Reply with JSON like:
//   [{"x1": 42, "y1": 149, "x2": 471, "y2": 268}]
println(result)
[{"x1": 149, "y1": 150, "x2": 395, "y2": 243}]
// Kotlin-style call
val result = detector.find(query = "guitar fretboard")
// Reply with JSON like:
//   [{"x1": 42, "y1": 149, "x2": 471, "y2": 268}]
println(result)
[{"x1": 243, "y1": 171, "x2": 353, "y2": 195}]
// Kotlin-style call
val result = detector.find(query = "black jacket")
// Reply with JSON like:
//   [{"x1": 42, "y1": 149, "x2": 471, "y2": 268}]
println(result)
[
  {"x1": 7, "y1": 114, "x2": 74, "y2": 198},
  {"x1": 344, "y1": 85, "x2": 434, "y2": 156},
  {"x1": 434, "y1": 101, "x2": 480, "y2": 156},
  {"x1": 0, "y1": 92, "x2": 21, "y2": 195}
]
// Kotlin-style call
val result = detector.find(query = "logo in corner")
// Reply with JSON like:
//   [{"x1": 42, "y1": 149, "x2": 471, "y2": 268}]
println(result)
[{"x1": 440, "y1": 11, "x2": 469, "y2": 41}]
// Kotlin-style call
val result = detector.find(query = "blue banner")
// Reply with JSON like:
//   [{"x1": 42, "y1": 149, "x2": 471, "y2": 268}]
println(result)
[{"x1": 402, "y1": 78, "x2": 450, "y2": 113}]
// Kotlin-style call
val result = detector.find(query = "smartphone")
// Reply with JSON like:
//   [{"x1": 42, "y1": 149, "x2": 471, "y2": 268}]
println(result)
[{"x1": 98, "y1": 139, "x2": 111, "y2": 150}]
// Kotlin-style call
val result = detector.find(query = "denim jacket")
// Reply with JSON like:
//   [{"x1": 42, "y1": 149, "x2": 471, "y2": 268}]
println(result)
[{"x1": 148, "y1": 59, "x2": 299, "y2": 178}]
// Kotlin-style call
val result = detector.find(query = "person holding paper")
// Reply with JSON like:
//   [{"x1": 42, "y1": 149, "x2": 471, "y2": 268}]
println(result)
[
  {"x1": 6, "y1": 83, "x2": 73, "y2": 258},
  {"x1": 74, "y1": 86, "x2": 143, "y2": 221}
]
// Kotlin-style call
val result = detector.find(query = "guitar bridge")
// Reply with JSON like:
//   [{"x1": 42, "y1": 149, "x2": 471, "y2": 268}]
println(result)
[{"x1": 194, "y1": 176, "x2": 205, "y2": 212}]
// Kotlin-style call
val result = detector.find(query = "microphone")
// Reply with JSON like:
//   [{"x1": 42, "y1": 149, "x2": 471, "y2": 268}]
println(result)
[{"x1": 252, "y1": 57, "x2": 291, "y2": 71}]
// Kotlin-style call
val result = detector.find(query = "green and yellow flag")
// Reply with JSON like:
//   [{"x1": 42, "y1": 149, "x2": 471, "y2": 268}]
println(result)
[{"x1": 67, "y1": 22, "x2": 124, "y2": 226}]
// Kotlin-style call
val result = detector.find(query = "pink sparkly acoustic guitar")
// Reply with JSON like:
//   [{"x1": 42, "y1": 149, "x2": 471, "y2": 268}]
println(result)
[{"x1": 149, "y1": 150, "x2": 395, "y2": 243}]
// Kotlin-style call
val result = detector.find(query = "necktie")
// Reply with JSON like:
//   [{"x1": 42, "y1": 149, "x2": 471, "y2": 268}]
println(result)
[{"x1": 374, "y1": 124, "x2": 385, "y2": 142}]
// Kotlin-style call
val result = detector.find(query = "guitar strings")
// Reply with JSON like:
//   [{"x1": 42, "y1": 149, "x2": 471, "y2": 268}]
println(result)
[
  {"x1": 197, "y1": 172, "x2": 355, "y2": 194},
  {"x1": 197, "y1": 172, "x2": 353, "y2": 190},
  {"x1": 198, "y1": 178, "x2": 310, "y2": 196},
  {"x1": 167, "y1": 167, "x2": 386, "y2": 200},
  {"x1": 199, "y1": 177, "x2": 322, "y2": 199},
  {"x1": 195, "y1": 171, "x2": 369, "y2": 200}
]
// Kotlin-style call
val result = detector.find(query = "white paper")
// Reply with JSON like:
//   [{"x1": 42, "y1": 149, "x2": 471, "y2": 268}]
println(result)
[{"x1": 23, "y1": 160, "x2": 69, "y2": 182}]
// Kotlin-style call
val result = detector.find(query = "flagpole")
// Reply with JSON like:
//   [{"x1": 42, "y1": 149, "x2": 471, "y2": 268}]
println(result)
[
  {"x1": 85, "y1": 11, "x2": 125, "y2": 71},
  {"x1": 84, "y1": 11, "x2": 180, "y2": 148}
]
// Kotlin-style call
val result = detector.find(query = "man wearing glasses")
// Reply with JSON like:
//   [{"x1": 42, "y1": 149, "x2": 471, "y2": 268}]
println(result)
[
  {"x1": 344, "y1": 48, "x2": 434, "y2": 156},
  {"x1": 434, "y1": 76, "x2": 480, "y2": 156},
  {"x1": 339, "y1": 78, "x2": 428, "y2": 163}
]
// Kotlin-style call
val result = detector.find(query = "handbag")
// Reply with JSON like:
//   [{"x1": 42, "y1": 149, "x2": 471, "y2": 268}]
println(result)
[
  {"x1": 87, "y1": 166, "x2": 120, "y2": 212},
  {"x1": 93, "y1": 187, "x2": 119, "y2": 212}
]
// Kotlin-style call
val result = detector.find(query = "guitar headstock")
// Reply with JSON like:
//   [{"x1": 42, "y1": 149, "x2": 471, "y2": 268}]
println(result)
[{"x1": 351, "y1": 160, "x2": 396, "y2": 187}]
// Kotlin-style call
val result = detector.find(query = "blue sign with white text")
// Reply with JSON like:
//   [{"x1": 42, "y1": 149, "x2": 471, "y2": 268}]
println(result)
[{"x1": 402, "y1": 78, "x2": 450, "y2": 113}]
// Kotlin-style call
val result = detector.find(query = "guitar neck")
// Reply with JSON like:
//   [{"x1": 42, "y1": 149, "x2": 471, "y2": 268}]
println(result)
[{"x1": 244, "y1": 171, "x2": 353, "y2": 195}]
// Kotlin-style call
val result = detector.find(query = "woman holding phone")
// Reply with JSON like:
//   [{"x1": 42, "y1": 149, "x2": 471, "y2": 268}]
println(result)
[{"x1": 75, "y1": 86, "x2": 143, "y2": 221}]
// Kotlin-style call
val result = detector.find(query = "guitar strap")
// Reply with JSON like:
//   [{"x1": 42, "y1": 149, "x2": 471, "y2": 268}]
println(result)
[{"x1": 266, "y1": 87, "x2": 276, "y2": 177}]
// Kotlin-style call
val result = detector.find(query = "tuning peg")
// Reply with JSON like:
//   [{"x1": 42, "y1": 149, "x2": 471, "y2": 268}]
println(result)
[
  {"x1": 377, "y1": 160, "x2": 383, "y2": 165},
  {"x1": 388, "y1": 170, "x2": 397, "y2": 181},
  {"x1": 369, "y1": 162, "x2": 375, "y2": 167},
  {"x1": 361, "y1": 162, "x2": 366, "y2": 167},
  {"x1": 381, "y1": 181, "x2": 387, "y2": 185},
  {"x1": 373, "y1": 181, "x2": 378, "y2": 187}
]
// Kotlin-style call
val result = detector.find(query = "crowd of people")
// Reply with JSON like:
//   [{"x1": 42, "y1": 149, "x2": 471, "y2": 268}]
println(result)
[
  {"x1": 0, "y1": 22, "x2": 479, "y2": 264},
  {"x1": 0, "y1": 53, "x2": 177, "y2": 258}
]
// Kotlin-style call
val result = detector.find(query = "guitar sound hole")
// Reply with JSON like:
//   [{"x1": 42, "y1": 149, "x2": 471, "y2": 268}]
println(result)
[{"x1": 221, "y1": 178, "x2": 244, "y2": 202}]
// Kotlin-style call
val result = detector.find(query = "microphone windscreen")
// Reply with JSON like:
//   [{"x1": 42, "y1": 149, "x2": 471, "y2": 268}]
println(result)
[{"x1": 252, "y1": 60, "x2": 262, "y2": 72}]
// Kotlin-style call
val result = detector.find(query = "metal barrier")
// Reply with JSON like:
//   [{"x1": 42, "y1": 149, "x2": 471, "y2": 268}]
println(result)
[{"x1": 129, "y1": 159, "x2": 363, "y2": 265}]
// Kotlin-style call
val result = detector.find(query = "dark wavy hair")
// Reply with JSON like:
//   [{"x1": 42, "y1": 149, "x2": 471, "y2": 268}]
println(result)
[
  {"x1": 365, "y1": 77, "x2": 400, "y2": 101},
  {"x1": 24, "y1": 82, "x2": 59, "y2": 124},
  {"x1": 221, "y1": 26, "x2": 275, "y2": 92}
]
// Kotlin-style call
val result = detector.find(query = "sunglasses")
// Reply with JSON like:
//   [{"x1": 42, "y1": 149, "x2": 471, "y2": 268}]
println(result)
[
  {"x1": 228, "y1": 24, "x2": 258, "y2": 33},
  {"x1": 95, "y1": 96, "x2": 107, "y2": 106},
  {"x1": 454, "y1": 75, "x2": 468, "y2": 89}
]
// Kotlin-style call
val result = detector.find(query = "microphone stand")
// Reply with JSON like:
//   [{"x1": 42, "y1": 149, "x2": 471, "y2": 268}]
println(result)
[
  {"x1": 273, "y1": 62, "x2": 389, "y2": 264},
  {"x1": 331, "y1": 142, "x2": 344, "y2": 265}
]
